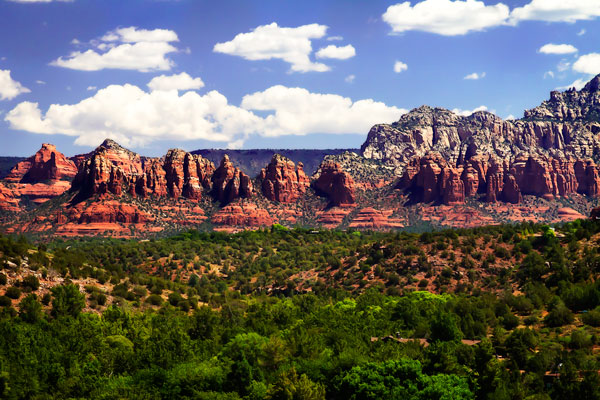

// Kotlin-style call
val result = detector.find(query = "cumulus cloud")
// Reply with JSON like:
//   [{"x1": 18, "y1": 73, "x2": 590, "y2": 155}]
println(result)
[
  {"x1": 5, "y1": 83, "x2": 263, "y2": 148},
  {"x1": 452, "y1": 105, "x2": 488, "y2": 116},
  {"x1": 544, "y1": 71, "x2": 555, "y2": 79},
  {"x1": 345, "y1": 74, "x2": 356, "y2": 83},
  {"x1": 327, "y1": 36, "x2": 343, "y2": 41},
  {"x1": 5, "y1": 79, "x2": 404, "y2": 148},
  {"x1": 393, "y1": 61, "x2": 408, "y2": 73},
  {"x1": 240, "y1": 85, "x2": 405, "y2": 137},
  {"x1": 538, "y1": 43, "x2": 578, "y2": 54},
  {"x1": 213, "y1": 22, "x2": 331, "y2": 73},
  {"x1": 382, "y1": 0, "x2": 509, "y2": 36},
  {"x1": 557, "y1": 78, "x2": 589, "y2": 91},
  {"x1": 315, "y1": 44, "x2": 356, "y2": 60},
  {"x1": 50, "y1": 27, "x2": 180, "y2": 72},
  {"x1": 573, "y1": 53, "x2": 600, "y2": 75},
  {"x1": 511, "y1": 0, "x2": 600, "y2": 23},
  {"x1": 147, "y1": 72, "x2": 204, "y2": 92},
  {"x1": 464, "y1": 72, "x2": 486, "y2": 80},
  {"x1": 0, "y1": 70, "x2": 30, "y2": 100}
]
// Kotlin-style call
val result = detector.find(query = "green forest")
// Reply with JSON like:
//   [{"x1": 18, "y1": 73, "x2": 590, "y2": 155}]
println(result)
[{"x1": 1, "y1": 219, "x2": 600, "y2": 399}]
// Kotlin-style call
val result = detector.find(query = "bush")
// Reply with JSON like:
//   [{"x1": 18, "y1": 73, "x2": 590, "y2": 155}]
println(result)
[
  {"x1": 5, "y1": 286, "x2": 21, "y2": 300},
  {"x1": 21, "y1": 275, "x2": 40, "y2": 291},
  {"x1": 0, "y1": 273, "x2": 6, "y2": 285},
  {"x1": 0, "y1": 296, "x2": 11, "y2": 307},
  {"x1": 582, "y1": 309, "x2": 600, "y2": 327},
  {"x1": 146, "y1": 294, "x2": 163, "y2": 306},
  {"x1": 544, "y1": 304, "x2": 574, "y2": 327},
  {"x1": 168, "y1": 292, "x2": 184, "y2": 306}
]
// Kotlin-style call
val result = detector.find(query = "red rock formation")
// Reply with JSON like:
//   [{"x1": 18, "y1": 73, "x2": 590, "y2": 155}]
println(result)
[
  {"x1": 211, "y1": 155, "x2": 253, "y2": 204},
  {"x1": 160, "y1": 149, "x2": 214, "y2": 200},
  {"x1": 212, "y1": 203, "x2": 273, "y2": 227},
  {"x1": 313, "y1": 161, "x2": 355, "y2": 206},
  {"x1": 0, "y1": 182, "x2": 20, "y2": 212},
  {"x1": 5, "y1": 143, "x2": 77, "y2": 183},
  {"x1": 348, "y1": 208, "x2": 404, "y2": 229},
  {"x1": 401, "y1": 153, "x2": 600, "y2": 205},
  {"x1": 260, "y1": 154, "x2": 309, "y2": 203},
  {"x1": 71, "y1": 141, "x2": 216, "y2": 203},
  {"x1": 77, "y1": 201, "x2": 151, "y2": 224},
  {"x1": 72, "y1": 152, "x2": 129, "y2": 198}
]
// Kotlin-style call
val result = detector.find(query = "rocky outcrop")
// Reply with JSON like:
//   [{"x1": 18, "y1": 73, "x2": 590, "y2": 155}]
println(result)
[
  {"x1": 400, "y1": 153, "x2": 600, "y2": 205},
  {"x1": 211, "y1": 155, "x2": 253, "y2": 204},
  {"x1": 361, "y1": 74, "x2": 600, "y2": 174},
  {"x1": 5, "y1": 143, "x2": 77, "y2": 183},
  {"x1": 0, "y1": 182, "x2": 20, "y2": 212},
  {"x1": 140, "y1": 149, "x2": 214, "y2": 200},
  {"x1": 72, "y1": 142, "x2": 216, "y2": 202},
  {"x1": 78, "y1": 201, "x2": 152, "y2": 224},
  {"x1": 211, "y1": 204, "x2": 273, "y2": 227},
  {"x1": 348, "y1": 208, "x2": 405, "y2": 229},
  {"x1": 313, "y1": 161, "x2": 356, "y2": 206},
  {"x1": 260, "y1": 154, "x2": 309, "y2": 203}
]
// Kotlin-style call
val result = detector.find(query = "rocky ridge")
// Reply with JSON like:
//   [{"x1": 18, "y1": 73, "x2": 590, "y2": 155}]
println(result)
[{"x1": 364, "y1": 74, "x2": 600, "y2": 205}]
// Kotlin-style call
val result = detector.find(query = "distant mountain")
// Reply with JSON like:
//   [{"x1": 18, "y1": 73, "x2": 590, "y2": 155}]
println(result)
[
  {"x1": 0, "y1": 157, "x2": 25, "y2": 179},
  {"x1": 191, "y1": 149, "x2": 358, "y2": 176}
]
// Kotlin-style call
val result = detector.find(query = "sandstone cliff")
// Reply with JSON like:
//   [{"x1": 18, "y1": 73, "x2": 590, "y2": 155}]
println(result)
[{"x1": 260, "y1": 154, "x2": 309, "y2": 203}]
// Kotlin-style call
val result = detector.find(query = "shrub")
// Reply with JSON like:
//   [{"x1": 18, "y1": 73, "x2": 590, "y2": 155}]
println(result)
[
  {"x1": 21, "y1": 275, "x2": 40, "y2": 291},
  {"x1": 0, "y1": 273, "x2": 6, "y2": 285},
  {"x1": 146, "y1": 294, "x2": 163, "y2": 306},
  {"x1": 0, "y1": 296, "x2": 11, "y2": 307},
  {"x1": 5, "y1": 286, "x2": 21, "y2": 299},
  {"x1": 582, "y1": 309, "x2": 600, "y2": 327},
  {"x1": 544, "y1": 304, "x2": 574, "y2": 327}
]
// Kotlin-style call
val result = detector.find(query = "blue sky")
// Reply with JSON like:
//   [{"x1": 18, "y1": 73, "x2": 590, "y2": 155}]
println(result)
[{"x1": 0, "y1": 0, "x2": 599, "y2": 156}]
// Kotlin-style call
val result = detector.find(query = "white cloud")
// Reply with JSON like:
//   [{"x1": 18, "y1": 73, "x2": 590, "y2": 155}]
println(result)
[
  {"x1": 505, "y1": 114, "x2": 516, "y2": 120},
  {"x1": 511, "y1": 0, "x2": 600, "y2": 23},
  {"x1": 5, "y1": 79, "x2": 405, "y2": 148},
  {"x1": 464, "y1": 72, "x2": 486, "y2": 80},
  {"x1": 315, "y1": 44, "x2": 356, "y2": 60},
  {"x1": 452, "y1": 105, "x2": 488, "y2": 116},
  {"x1": 0, "y1": 70, "x2": 30, "y2": 101},
  {"x1": 327, "y1": 36, "x2": 343, "y2": 41},
  {"x1": 393, "y1": 60, "x2": 408, "y2": 73},
  {"x1": 5, "y1": 82, "x2": 263, "y2": 148},
  {"x1": 147, "y1": 72, "x2": 204, "y2": 92},
  {"x1": 578, "y1": 29, "x2": 586, "y2": 36},
  {"x1": 240, "y1": 85, "x2": 405, "y2": 137},
  {"x1": 382, "y1": 0, "x2": 509, "y2": 36},
  {"x1": 87, "y1": 86, "x2": 96, "y2": 91},
  {"x1": 36, "y1": 80, "x2": 46, "y2": 85},
  {"x1": 557, "y1": 60, "x2": 571, "y2": 72},
  {"x1": 345, "y1": 74, "x2": 356, "y2": 83},
  {"x1": 51, "y1": 26, "x2": 180, "y2": 72},
  {"x1": 538, "y1": 43, "x2": 578, "y2": 54},
  {"x1": 213, "y1": 22, "x2": 330, "y2": 73},
  {"x1": 557, "y1": 78, "x2": 589, "y2": 91},
  {"x1": 544, "y1": 71, "x2": 555, "y2": 79},
  {"x1": 573, "y1": 53, "x2": 600, "y2": 75}
]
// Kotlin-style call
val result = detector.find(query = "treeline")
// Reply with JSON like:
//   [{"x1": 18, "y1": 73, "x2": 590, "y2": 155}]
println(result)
[{"x1": 0, "y1": 288, "x2": 599, "y2": 399}]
